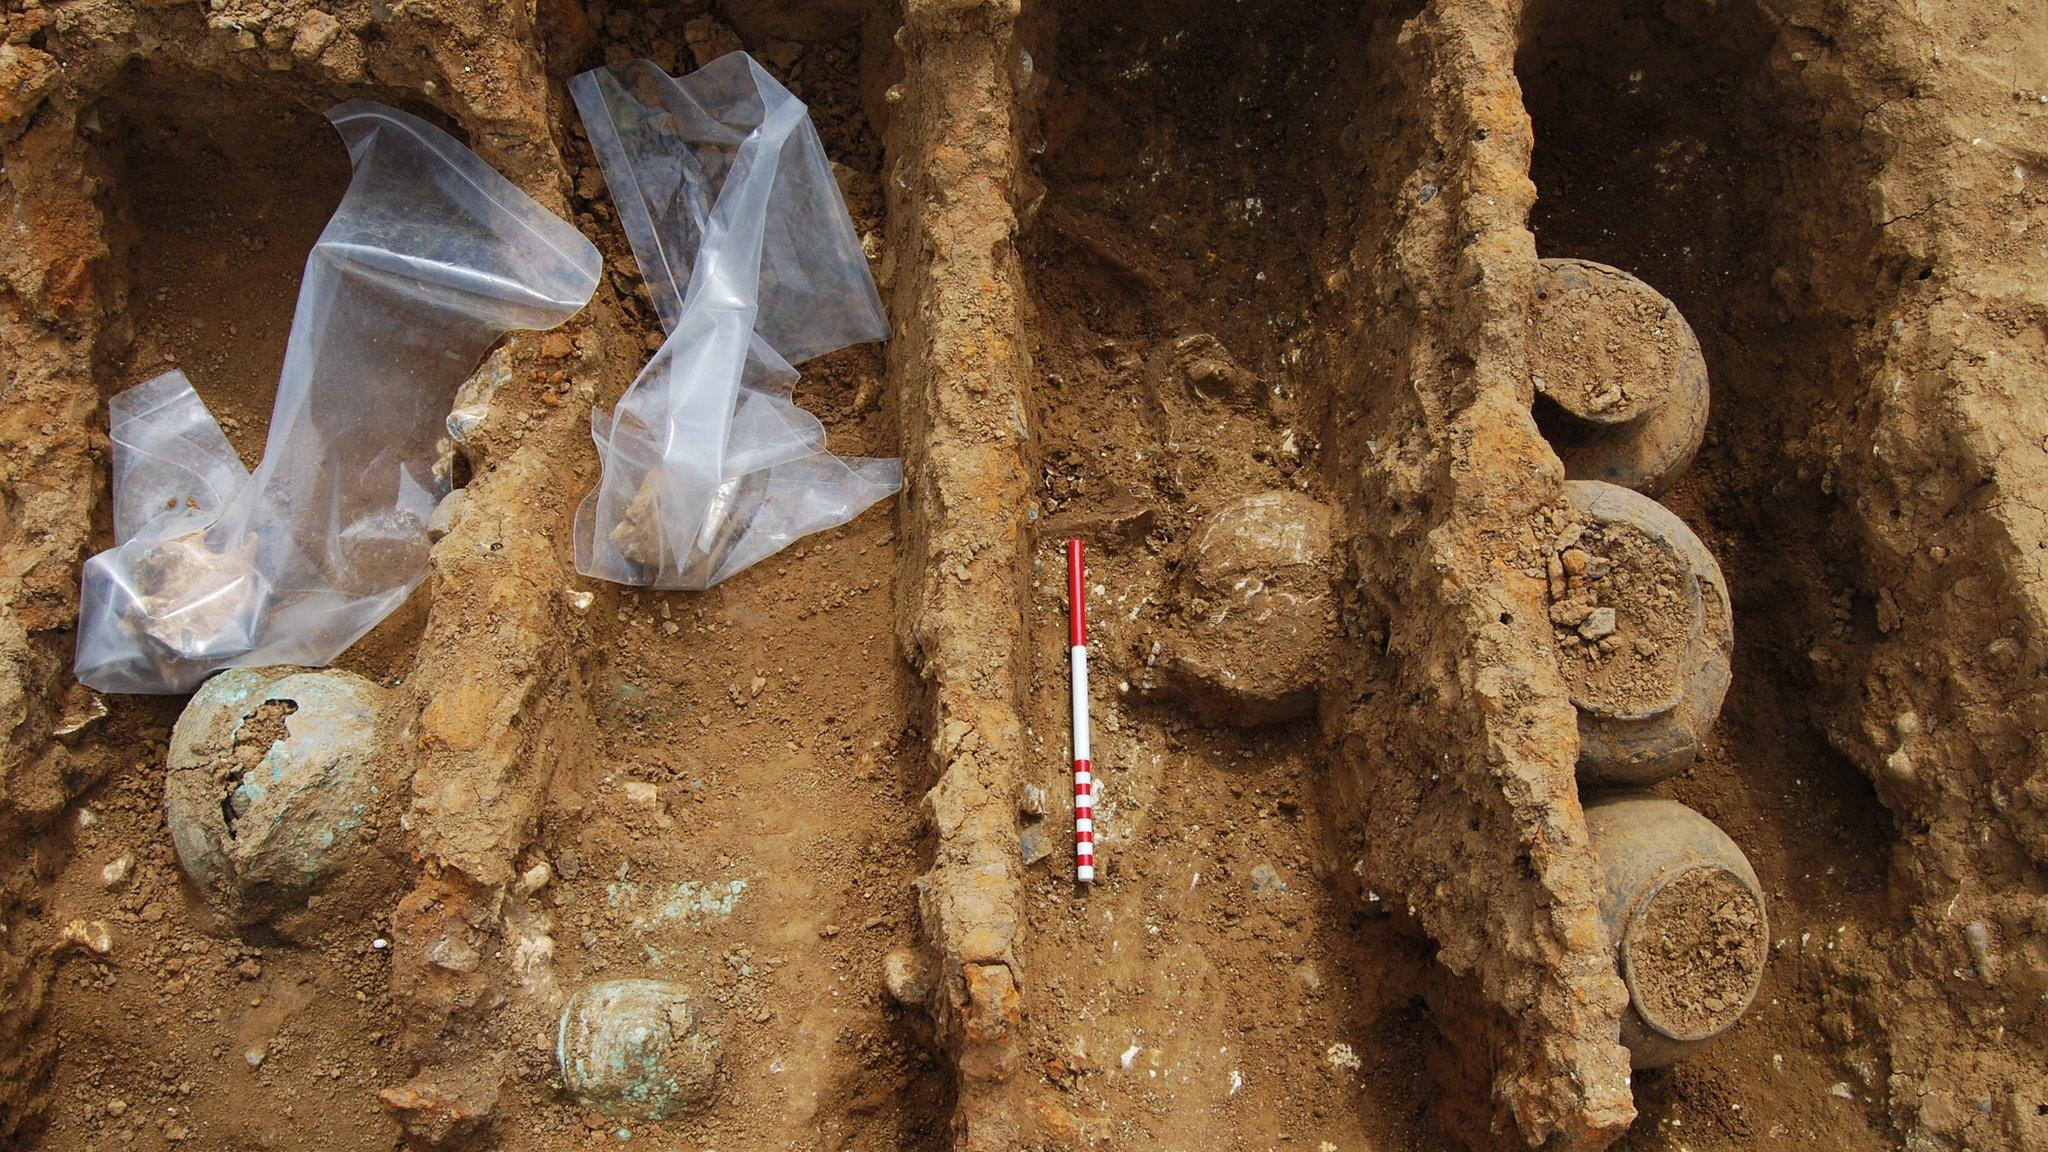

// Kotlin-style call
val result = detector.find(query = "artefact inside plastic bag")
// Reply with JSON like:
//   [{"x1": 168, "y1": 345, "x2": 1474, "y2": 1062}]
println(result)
[
  {"x1": 75, "y1": 102, "x2": 601, "y2": 694},
  {"x1": 569, "y1": 53, "x2": 898, "y2": 590}
]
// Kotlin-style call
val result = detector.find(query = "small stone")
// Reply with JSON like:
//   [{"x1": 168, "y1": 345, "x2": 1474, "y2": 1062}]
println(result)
[
  {"x1": 235, "y1": 958, "x2": 263, "y2": 980},
  {"x1": 426, "y1": 489, "x2": 465, "y2": 544},
  {"x1": 1018, "y1": 781, "x2": 1048, "y2": 820},
  {"x1": 1250, "y1": 864, "x2": 1287, "y2": 897},
  {"x1": 244, "y1": 1045, "x2": 267, "y2": 1068},
  {"x1": 290, "y1": 9, "x2": 341, "y2": 60},
  {"x1": 1019, "y1": 824, "x2": 1053, "y2": 867},
  {"x1": 517, "y1": 861, "x2": 553, "y2": 894},
  {"x1": 101, "y1": 853, "x2": 135, "y2": 889},
  {"x1": 1577, "y1": 607, "x2": 1617, "y2": 641},
  {"x1": 53, "y1": 686, "x2": 110, "y2": 740},
  {"x1": 60, "y1": 919, "x2": 113, "y2": 955},
  {"x1": 748, "y1": 675, "x2": 766, "y2": 697},
  {"x1": 621, "y1": 781, "x2": 659, "y2": 806},
  {"x1": 1549, "y1": 598, "x2": 1591, "y2": 627},
  {"x1": 1829, "y1": 1082, "x2": 1854, "y2": 1099},
  {"x1": 379, "y1": 1070, "x2": 501, "y2": 1146},
  {"x1": 1965, "y1": 921, "x2": 1998, "y2": 984},
  {"x1": 882, "y1": 949, "x2": 934, "y2": 1006}
]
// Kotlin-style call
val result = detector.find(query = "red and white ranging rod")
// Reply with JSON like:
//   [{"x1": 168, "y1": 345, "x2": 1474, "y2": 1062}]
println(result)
[{"x1": 1067, "y1": 539, "x2": 1095, "y2": 884}]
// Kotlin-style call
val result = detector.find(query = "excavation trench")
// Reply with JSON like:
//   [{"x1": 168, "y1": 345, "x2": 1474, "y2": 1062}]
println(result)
[
  {"x1": 5, "y1": 63, "x2": 445, "y2": 1152},
  {"x1": 5, "y1": 0, "x2": 2048, "y2": 1150},
  {"x1": 489, "y1": 5, "x2": 949, "y2": 1147},
  {"x1": 1517, "y1": 1, "x2": 1895, "y2": 1145},
  {"x1": 0, "y1": 2, "x2": 1632, "y2": 1147},
  {"x1": 1516, "y1": 0, "x2": 2048, "y2": 1147},
  {"x1": 1008, "y1": 0, "x2": 1431, "y2": 1146}
]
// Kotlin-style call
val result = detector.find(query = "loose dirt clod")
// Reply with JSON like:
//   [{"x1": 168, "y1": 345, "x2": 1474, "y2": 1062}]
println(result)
[
  {"x1": 99, "y1": 851, "x2": 134, "y2": 889},
  {"x1": 58, "y1": 919, "x2": 113, "y2": 955},
  {"x1": 883, "y1": 948, "x2": 937, "y2": 1007}
]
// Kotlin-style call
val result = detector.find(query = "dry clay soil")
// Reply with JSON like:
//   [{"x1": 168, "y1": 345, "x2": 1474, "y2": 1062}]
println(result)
[{"x1": 4, "y1": 0, "x2": 2048, "y2": 1150}]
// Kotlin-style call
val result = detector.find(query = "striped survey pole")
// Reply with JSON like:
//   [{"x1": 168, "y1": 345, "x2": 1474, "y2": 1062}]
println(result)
[{"x1": 1067, "y1": 539, "x2": 1095, "y2": 884}]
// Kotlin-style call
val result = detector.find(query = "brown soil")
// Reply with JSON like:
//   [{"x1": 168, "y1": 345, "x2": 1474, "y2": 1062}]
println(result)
[
  {"x1": 1550, "y1": 519, "x2": 1693, "y2": 716},
  {"x1": 1625, "y1": 867, "x2": 1767, "y2": 1041},
  {"x1": 227, "y1": 701, "x2": 297, "y2": 780},
  {"x1": 3, "y1": 0, "x2": 2047, "y2": 1150}
]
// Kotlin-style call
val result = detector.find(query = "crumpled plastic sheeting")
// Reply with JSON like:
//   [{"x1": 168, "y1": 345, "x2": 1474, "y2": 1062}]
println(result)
[
  {"x1": 75, "y1": 102, "x2": 601, "y2": 694},
  {"x1": 569, "y1": 53, "x2": 897, "y2": 590}
]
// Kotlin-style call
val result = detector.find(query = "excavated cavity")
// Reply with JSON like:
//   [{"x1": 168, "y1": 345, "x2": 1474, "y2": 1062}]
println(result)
[
  {"x1": 1518, "y1": 0, "x2": 1922, "y2": 1143},
  {"x1": 93, "y1": 74, "x2": 346, "y2": 462},
  {"x1": 1011, "y1": 0, "x2": 1434, "y2": 1146},
  {"x1": 1, "y1": 68, "x2": 437, "y2": 1152},
  {"x1": 219, "y1": 699, "x2": 297, "y2": 836},
  {"x1": 502, "y1": 4, "x2": 947, "y2": 1149},
  {"x1": 5, "y1": 0, "x2": 2047, "y2": 1149},
  {"x1": 88, "y1": 72, "x2": 438, "y2": 683}
]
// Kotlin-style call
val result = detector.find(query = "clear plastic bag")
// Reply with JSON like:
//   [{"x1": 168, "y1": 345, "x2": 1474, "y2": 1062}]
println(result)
[
  {"x1": 76, "y1": 102, "x2": 602, "y2": 694},
  {"x1": 568, "y1": 53, "x2": 898, "y2": 589}
]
